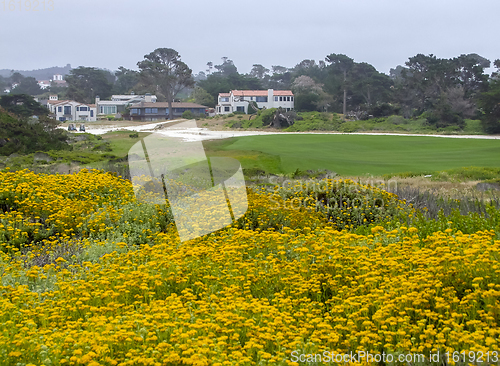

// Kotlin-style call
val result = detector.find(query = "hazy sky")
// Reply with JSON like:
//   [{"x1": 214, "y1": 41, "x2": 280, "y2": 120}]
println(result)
[{"x1": 1, "y1": 0, "x2": 499, "y2": 76}]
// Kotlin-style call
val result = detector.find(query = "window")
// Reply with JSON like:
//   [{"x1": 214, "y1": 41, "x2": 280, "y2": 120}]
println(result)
[
  {"x1": 64, "y1": 106, "x2": 71, "y2": 115},
  {"x1": 224, "y1": 106, "x2": 230, "y2": 112},
  {"x1": 236, "y1": 106, "x2": 245, "y2": 112},
  {"x1": 90, "y1": 110, "x2": 93, "y2": 117},
  {"x1": 291, "y1": 96, "x2": 294, "y2": 101},
  {"x1": 59, "y1": 117, "x2": 65, "y2": 121},
  {"x1": 165, "y1": 108, "x2": 169, "y2": 115},
  {"x1": 274, "y1": 96, "x2": 278, "y2": 101},
  {"x1": 220, "y1": 97, "x2": 229, "y2": 102},
  {"x1": 152, "y1": 108, "x2": 158, "y2": 114},
  {"x1": 145, "y1": 108, "x2": 151, "y2": 114},
  {"x1": 279, "y1": 97, "x2": 283, "y2": 101},
  {"x1": 287, "y1": 96, "x2": 290, "y2": 101},
  {"x1": 79, "y1": 106, "x2": 88, "y2": 111},
  {"x1": 255, "y1": 96, "x2": 267, "y2": 103},
  {"x1": 131, "y1": 108, "x2": 138, "y2": 115},
  {"x1": 58, "y1": 106, "x2": 62, "y2": 112},
  {"x1": 100, "y1": 106, "x2": 117, "y2": 114}
]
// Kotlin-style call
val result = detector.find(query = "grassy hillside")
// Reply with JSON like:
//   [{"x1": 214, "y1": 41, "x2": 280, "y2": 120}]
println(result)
[{"x1": 206, "y1": 134, "x2": 500, "y2": 176}]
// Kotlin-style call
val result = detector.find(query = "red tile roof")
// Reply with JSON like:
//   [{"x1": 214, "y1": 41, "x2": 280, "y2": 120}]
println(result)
[
  {"x1": 226, "y1": 89, "x2": 294, "y2": 97},
  {"x1": 231, "y1": 90, "x2": 268, "y2": 97},
  {"x1": 273, "y1": 90, "x2": 294, "y2": 96}
]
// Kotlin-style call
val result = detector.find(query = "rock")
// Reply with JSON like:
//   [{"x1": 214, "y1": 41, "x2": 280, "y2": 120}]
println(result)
[
  {"x1": 476, "y1": 182, "x2": 500, "y2": 191},
  {"x1": 9, "y1": 153, "x2": 19, "y2": 158},
  {"x1": 34, "y1": 152, "x2": 54, "y2": 163}
]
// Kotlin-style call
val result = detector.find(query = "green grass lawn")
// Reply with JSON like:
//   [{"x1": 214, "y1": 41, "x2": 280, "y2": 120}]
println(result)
[
  {"x1": 102, "y1": 131, "x2": 151, "y2": 158},
  {"x1": 205, "y1": 134, "x2": 500, "y2": 176}
]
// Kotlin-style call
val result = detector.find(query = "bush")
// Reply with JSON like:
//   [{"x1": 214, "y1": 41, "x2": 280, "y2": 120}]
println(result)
[
  {"x1": 369, "y1": 103, "x2": 400, "y2": 117},
  {"x1": 338, "y1": 121, "x2": 360, "y2": 133},
  {"x1": 463, "y1": 119, "x2": 484, "y2": 134},
  {"x1": 182, "y1": 110, "x2": 194, "y2": 119},
  {"x1": 386, "y1": 115, "x2": 407, "y2": 125},
  {"x1": 92, "y1": 142, "x2": 113, "y2": 152},
  {"x1": 260, "y1": 108, "x2": 277, "y2": 125},
  {"x1": 0, "y1": 109, "x2": 71, "y2": 156},
  {"x1": 129, "y1": 133, "x2": 139, "y2": 139}
]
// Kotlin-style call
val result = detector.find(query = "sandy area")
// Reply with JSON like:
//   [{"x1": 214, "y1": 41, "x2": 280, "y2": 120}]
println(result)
[{"x1": 59, "y1": 120, "x2": 500, "y2": 142}]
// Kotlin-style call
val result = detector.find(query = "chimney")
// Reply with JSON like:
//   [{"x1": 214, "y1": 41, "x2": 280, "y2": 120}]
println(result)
[
  {"x1": 95, "y1": 95, "x2": 100, "y2": 105},
  {"x1": 144, "y1": 93, "x2": 152, "y2": 103}
]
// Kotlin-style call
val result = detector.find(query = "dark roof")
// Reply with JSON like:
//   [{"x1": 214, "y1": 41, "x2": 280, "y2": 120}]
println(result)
[{"x1": 130, "y1": 102, "x2": 208, "y2": 109}]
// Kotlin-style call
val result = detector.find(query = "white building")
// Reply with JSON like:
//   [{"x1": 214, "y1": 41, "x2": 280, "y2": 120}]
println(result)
[
  {"x1": 95, "y1": 93, "x2": 157, "y2": 117},
  {"x1": 38, "y1": 80, "x2": 51, "y2": 89},
  {"x1": 45, "y1": 96, "x2": 97, "y2": 122},
  {"x1": 216, "y1": 89, "x2": 294, "y2": 115}
]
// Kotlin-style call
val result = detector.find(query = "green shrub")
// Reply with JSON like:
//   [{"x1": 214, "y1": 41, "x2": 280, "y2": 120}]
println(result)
[
  {"x1": 260, "y1": 108, "x2": 277, "y2": 125},
  {"x1": 129, "y1": 133, "x2": 139, "y2": 138},
  {"x1": 92, "y1": 142, "x2": 113, "y2": 152},
  {"x1": 182, "y1": 110, "x2": 194, "y2": 119},
  {"x1": 338, "y1": 121, "x2": 360, "y2": 133},
  {"x1": 386, "y1": 115, "x2": 407, "y2": 125},
  {"x1": 463, "y1": 119, "x2": 484, "y2": 134}
]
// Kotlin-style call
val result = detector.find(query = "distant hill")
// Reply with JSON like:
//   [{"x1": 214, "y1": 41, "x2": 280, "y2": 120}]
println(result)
[{"x1": 0, "y1": 64, "x2": 72, "y2": 81}]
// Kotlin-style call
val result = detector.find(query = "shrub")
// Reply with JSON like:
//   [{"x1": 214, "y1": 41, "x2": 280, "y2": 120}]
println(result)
[
  {"x1": 129, "y1": 133, "x2": 139, "y2": 138},
  {"x1": 386, "y1": 115, "x2": 407, "y2": 125},
  {"x1": 463, "y1": 119, "x2": 484, "y2": 134},
  {"x1": 181, "y1": 110, "x2": 194, "y2": 119}
]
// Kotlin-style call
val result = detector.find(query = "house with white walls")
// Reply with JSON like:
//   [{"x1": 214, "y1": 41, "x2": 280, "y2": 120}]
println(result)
[
  {"x1": 45, "y1": 96, "x2": 97, "y2": 122},
  {"x1": 95, "y1": 93, "x2": 157, "y2": 118},
  {"x1": 38, "y1": 80, "x2": 51, "y2": 89},
  {"x1": 216, "y1": 89, "x2": 294, "y2": 115}
]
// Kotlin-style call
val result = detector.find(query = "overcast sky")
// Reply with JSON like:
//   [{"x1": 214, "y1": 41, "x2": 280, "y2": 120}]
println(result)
[{"x1": 1, "y1": 0, "x2": 499, "y2": 76}]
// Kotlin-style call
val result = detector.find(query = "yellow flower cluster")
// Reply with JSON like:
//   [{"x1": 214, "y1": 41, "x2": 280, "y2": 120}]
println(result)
[
  {"x1": 0, "y1": 169, "x2": 134, "y2": 251},
  {"x1": 0, "y1": 171, "x2": 499, "y2": 365}
]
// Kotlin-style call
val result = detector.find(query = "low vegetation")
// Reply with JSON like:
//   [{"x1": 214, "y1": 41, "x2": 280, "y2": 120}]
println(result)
[
  {"x1": 221, "y1": 110, "x2": 486, "y2": 134},
  {"x1": 1, "y1": 169, "x2": 500, "y2": 365},
  {"x1": 206, "y1": 134, "x2": 500, "y2": 176}
]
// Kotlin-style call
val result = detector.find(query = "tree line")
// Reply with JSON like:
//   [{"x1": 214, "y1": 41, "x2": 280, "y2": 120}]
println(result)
[
  {"x1": 197, "y1": 53, "x2": 500, "y2": 133},
  {"x1": 1, "y1": 48, "x2": 499, "y2": 131}
]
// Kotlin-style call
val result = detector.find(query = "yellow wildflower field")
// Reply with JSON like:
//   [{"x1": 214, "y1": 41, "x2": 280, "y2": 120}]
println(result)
[{"x1": 0, "y1": 169, "x2": 499, "y2": 365}]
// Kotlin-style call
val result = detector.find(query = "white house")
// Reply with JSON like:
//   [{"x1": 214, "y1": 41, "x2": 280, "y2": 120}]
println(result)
[
  {"x1": 216, "y1": 89, "x2": 294, "y2": 115},
  {"x1": 45, "y1": 96, "x2": 97, "y2": 122},
  {"x1": 38, "y1": 80, "x2": 51, "y2": 89},
  {"x1": 95, "y1": 93, "x2": 157, "y2": 117}
]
